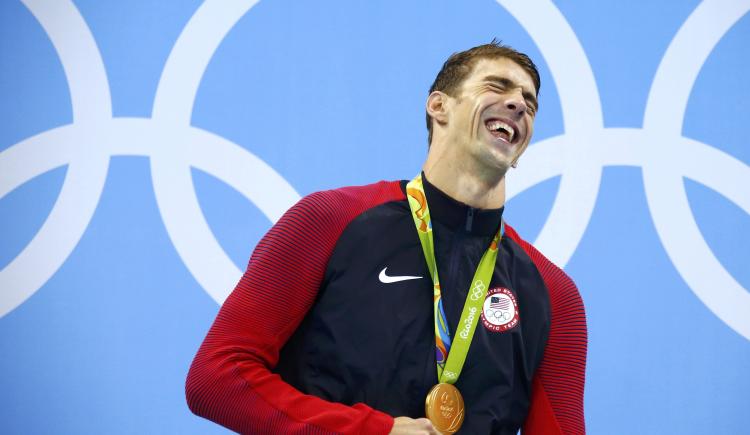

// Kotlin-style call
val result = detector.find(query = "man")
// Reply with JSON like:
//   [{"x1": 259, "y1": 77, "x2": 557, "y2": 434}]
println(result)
[{"x1": 186, "y1": 41, "x2": 587, "y2": 434}]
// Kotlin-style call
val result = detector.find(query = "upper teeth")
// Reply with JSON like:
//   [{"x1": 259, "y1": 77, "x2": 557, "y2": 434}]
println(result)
[{"x1": 487, "y1": 120, "x2": 514, "y2": 141}]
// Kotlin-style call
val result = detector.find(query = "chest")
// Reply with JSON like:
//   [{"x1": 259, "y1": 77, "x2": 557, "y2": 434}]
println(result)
[{"x1": 279, "y1": 206, "x2": 551, "y2": 430}]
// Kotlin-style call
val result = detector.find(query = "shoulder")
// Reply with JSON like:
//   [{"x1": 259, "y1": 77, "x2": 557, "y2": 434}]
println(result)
[
  {"x1": 306, "y1": 180, "x2": 405, "y2": 209},
  {"x1": 248, "y1": 179, "x2": 407, "y2": 287},
  {"x1": 503, "y1": 224, "x2": 579, "y2": 299},
  {"x1": 503, "y1": 223, "x2": 586, "y2": 333},
  {"x1": 280, "y1": 180, "x2": 406, "y2": 233}
]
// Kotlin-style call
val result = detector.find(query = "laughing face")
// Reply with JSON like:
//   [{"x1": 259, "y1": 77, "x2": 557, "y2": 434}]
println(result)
[{"x1": 442, "y1": 57, "x2": 538, "y2": 174}]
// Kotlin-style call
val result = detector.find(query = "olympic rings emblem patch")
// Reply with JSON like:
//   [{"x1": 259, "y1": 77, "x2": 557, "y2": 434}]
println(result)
[{"x1": 481, "y1": 287, "x2": 519, "y2": 333}]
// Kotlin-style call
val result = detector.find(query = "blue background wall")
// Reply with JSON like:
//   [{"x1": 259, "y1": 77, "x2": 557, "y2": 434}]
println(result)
[{"x1": 1, "y1": 0, "x2": 749, "y2": 433}]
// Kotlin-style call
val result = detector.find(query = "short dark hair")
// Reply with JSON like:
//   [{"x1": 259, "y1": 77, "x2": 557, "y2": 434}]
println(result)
[{"x1": 426, "y1": 40, "x2": 541, "y2": 146}]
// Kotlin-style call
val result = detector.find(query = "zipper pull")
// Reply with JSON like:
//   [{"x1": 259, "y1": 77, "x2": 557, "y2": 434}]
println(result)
[{"x1": 465, "y1": 208, "x2": 474, "y2": 232}]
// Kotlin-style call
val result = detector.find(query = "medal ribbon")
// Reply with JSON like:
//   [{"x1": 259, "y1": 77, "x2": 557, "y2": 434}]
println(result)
[{"x1": 407, "y1": 174, "x2": 504, "y2": 383}]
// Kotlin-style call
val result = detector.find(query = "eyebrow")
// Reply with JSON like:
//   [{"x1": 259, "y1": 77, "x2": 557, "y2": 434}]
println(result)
[{"x1": 484, "y1": 75, "x2": 538, "y2": 111}]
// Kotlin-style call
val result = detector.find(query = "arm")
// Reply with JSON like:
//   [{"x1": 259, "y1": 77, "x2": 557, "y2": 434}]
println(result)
[
  {"x1": 185, "y1": 184, "x2": 403, "y2": 434},
  {"x1": 506, "y1": 227, "x2": 588, "y2": 435}
]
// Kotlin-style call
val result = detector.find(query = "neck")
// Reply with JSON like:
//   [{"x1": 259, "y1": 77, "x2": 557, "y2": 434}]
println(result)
[{"x1": 422, "y1": 147, "x2": 507, "y2": 209}]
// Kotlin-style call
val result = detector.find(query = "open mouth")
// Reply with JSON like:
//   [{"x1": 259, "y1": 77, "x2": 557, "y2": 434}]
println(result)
[{"x1": 485, "y1": 119, "x2": 516, "y2": 143}]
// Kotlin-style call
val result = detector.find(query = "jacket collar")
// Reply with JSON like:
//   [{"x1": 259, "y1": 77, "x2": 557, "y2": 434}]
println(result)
[{"x1": 418, "y1": 172, "x2": 504, "y2": 236}]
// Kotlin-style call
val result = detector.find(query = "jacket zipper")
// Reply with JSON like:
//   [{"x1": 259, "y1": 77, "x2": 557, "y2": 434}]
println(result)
[{"x1": 465, "y1": 207, "x2": 475, "y2": 232}]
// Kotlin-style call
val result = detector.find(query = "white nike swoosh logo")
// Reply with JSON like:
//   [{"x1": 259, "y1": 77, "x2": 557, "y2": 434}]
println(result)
[{"x1": 378, "y1": 267, "x2": 423, "y2": 284}]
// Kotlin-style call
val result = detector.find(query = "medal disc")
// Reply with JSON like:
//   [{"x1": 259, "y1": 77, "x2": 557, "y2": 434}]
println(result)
[{"x1": 425, "y1": 383, "x2": 465, "y2": 434}]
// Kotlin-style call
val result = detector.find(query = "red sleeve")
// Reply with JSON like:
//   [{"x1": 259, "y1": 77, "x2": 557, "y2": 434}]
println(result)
[
  {"x1": 505, "y1": 226, "x2": 588, "y2": 435},
  {"x1": 185, "y1": 181, "x2": 405, "y2": 435}
]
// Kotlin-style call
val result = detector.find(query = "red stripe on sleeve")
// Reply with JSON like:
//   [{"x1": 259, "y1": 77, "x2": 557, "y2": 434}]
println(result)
[
  {"x1": 186, "y1": 181, "x2": 405, "y2": 435},
  {"x1": 505, "y1": 225, "x2": 588, "y2": 435}
]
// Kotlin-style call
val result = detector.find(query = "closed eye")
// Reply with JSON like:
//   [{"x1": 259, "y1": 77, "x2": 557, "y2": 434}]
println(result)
[{"x1": 484, "y1": 75, "x2": 537, "y2": 114}]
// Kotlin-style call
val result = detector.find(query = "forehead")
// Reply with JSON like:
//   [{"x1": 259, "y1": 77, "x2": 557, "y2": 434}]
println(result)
[{"x1": 463, "y1": 57, "x2": 536, "y2": 94}]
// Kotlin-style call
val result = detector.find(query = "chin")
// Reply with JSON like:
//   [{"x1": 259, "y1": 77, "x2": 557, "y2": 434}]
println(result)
[
  {"x1": 484, "y1": 146, "x2": 514, "y2": 167},
  {"x1": 476, "y1": 154, "x2": 512, "y2": 176}
]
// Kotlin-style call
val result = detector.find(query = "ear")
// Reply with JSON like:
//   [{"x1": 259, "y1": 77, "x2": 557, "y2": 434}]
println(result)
[{"x1": 426, "y1": 91, "x2": 449, "y2": 126}]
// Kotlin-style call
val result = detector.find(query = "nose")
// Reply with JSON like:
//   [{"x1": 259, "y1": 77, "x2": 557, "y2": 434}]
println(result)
[{"x1": 505, "y1": 90, "x2": 527, "y2": 117}]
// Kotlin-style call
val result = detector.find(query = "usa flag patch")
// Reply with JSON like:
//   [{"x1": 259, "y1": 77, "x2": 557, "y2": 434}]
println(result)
[{"x1": 481, "y1": 287, "x2": 519, "y2": 333}]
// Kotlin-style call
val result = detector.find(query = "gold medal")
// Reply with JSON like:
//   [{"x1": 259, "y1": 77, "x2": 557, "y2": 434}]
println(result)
[{"x1": 425, "y1": 383, "x2": 465, "y2": 434}]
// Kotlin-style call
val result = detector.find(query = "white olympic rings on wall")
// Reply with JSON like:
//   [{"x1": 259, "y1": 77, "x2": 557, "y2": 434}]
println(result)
[
  {"x1": 501, "y1": 0, "x2": 750, "y2": 339},
  {"x1": 1, "y1": 0, "x2": 748, "y2": 340},
  {"x1": 0, "y1": 0, "x2": 299, "y2": 314}
]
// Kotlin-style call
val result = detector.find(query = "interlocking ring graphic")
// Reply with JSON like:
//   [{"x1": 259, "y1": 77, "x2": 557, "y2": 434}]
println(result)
[
  {"x1": 1, "y1": 0, "x2": 749, "y2": 340},
  {"x1": 471, "y1": 281, "x2": 486, "y2": 301},
  {"x1": 1, "y1": 0, "x2": 298, "y2": 313}
]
